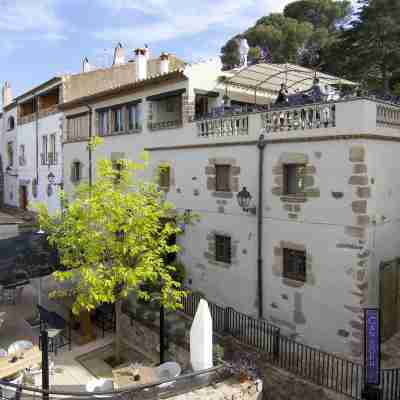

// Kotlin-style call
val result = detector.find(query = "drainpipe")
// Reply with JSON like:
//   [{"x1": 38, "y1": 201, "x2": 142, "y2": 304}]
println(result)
[
  {"x1": 35, "y1": 96, "x2": 39, "y2": 184},
  {"x1": 82, "y1": 104, "x2": 93, "y2": 187},
  {"x1": 257, "y1": 134, "x2": 266, "y2": 319}
]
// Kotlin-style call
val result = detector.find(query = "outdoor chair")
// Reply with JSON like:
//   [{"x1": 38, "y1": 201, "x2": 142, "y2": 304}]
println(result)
[
  {"x1": 0, "y1": 372, "x2": 23, "y2": 399},
  {"x1": 38, "y1": 305, "x2": 72, "y2": 355},
  {"x1": 8, "y1": 340, "x2": 33, "y2": 355},
  {"x1": 93, "y1": 303, "x2": 116, "y2": 338}
]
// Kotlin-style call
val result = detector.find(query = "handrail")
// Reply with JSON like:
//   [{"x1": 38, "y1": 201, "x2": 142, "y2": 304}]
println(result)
[{"x1": 0, "y1": 365, "x2": 226, "y2": 397}]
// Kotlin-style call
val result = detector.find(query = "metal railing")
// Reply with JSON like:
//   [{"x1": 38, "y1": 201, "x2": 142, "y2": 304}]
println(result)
[
  {"x1": 196, "y1": 115, "x2": 249, "y2": 138},
  {"x1": 182, "y1": 291, "x2": 400, "y2": 400}
]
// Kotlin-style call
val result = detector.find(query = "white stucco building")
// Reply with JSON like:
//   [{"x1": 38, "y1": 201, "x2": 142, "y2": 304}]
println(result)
[
  {"x1": 59, "y1": 53, "x2": 400, "y2": 357},
  {"x1": 3, "y1": 47, "x2": 400, "y2": 358}
]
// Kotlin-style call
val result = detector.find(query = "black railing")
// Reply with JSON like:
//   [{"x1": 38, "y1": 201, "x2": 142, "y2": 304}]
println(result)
[{"x1": 182, "y1": 291, "x2": 400, "y2": 400}]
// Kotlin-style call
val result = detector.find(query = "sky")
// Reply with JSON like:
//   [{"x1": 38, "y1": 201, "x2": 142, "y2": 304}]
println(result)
[{"x1": 0, "y1": 0, "x2": 355, "y2": 103}]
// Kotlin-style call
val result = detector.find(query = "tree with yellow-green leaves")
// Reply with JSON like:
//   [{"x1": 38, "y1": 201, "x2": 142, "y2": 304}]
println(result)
[{"x1": 37, "y1": 150, "x2": 195, "y2": 361}]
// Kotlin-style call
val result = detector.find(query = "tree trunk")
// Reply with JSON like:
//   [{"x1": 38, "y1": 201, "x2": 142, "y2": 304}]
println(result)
[{"x1": 115, "y1": 299, "x2": 122, "y2": 364}]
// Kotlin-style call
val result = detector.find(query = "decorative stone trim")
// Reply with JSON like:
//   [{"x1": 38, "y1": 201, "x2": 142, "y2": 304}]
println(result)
[
  {"x1": 272, "y1": 241, "x2": 315, "y2": 289},
  {"x1": 155, "y1": 160, "x2": 176, "y2": 191},
  {"x1": 272, "y1": 152, "x2": 319, "y2": 217},
  {"x1": 203, "y1": 229, "x2": 239, "y2": 268},
  {"x1": 205, "y1": 157, "x2": 240, "y2": 199}
]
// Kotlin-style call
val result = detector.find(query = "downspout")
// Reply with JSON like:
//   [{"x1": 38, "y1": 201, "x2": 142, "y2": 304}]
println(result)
[
  {"x1": 82, "y1": 104, "x2": 93, "y2": 187},
  {"x1": 257, "y1": 134, "x2": 266, "y2": 319},
  {"x1": 35, "y1": 96, "x2": 39, "y2": 183}
]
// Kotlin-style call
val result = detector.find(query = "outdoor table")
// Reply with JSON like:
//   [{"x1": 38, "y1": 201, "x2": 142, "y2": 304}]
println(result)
[
  {"x1": 0, "y1": 346, "x2": 41, "y2": 379},
  {"x1": 112, "y1": 364, "x2": 157, "y2": 389}
]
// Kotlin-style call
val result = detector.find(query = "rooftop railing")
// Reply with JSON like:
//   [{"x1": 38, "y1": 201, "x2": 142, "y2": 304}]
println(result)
[{"x1": 196, "y1": 115, "x2": 249, "y2": 138}]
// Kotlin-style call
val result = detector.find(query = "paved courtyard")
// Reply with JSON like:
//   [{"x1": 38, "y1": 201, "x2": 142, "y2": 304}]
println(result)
[{"x1": 0, "y1": 283, "x2": 116, "y2": 391}]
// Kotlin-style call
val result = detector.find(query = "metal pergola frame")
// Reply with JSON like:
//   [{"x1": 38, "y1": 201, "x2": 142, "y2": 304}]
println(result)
[{"x1": 223, "y1": 62, "x2": 357, "y2": 105}]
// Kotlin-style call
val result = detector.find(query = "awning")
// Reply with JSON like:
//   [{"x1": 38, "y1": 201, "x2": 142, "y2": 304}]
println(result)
[
  {"x1": 223, "y1": 62, "x2": 357, "y2": 94},
  {"x1": 194, "y1": 89, "x2": 220, "y2": 98},
  {"x1": 146, "y1": 88, "x2": 186, "y2": 101},
  {"x1": 0, "y1": 232, "x2": 60, "y2": 285}
]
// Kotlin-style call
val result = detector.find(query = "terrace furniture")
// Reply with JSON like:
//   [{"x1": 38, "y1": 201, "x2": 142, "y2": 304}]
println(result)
[
  {"x1": 37, "y1": 305, "x2": 72, "y2": 356},
  {"x1": 8, "y1": 341, "x2": 33, "y2": 355},
  {"x1": 93, "y1": 303, "x2": 116, "y2": 338},
  {"x1": 0, "y1": 280, "x2": 29, "y2": 305},
  {"x1": 0, "y1": 371, "x2": 23, "y2": 399},
  {"x1": 0, "y1": 346, "x2": 41, "y2": 380},
  {"x1": 154, "y1": 362, "x2": 181, "y2": 388},
  {"x1": 86, "y1": 378, "x2": 114, "y2": 393}
]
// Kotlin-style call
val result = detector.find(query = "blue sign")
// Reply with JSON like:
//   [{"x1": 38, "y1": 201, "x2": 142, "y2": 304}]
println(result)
[{"x1": 365, "y1": 308, "x2": 380, "y2": 386}]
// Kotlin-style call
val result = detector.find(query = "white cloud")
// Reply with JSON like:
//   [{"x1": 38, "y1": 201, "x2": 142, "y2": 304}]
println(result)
[
  {"x1": 95, "y1": 0, "x2": 299, "y2": 45},
  {"x1": 0, "y1": 0, "x2": 63, "y2": 32}
]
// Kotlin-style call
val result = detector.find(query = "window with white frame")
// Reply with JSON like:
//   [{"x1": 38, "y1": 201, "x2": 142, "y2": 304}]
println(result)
[
  {"x1": 112, "y1": 107, "x2": 124, "y2": 132},
  {"x1": 127, "y1": 103, "x2": 142, "y2": 130},
  {"x1": 98, "y1": 109, "x2": 109, "y2": 136},
  {"x1": 41, "y1": 135, "x2": 48, "y2": 165},
  {"x1": 49, "y1": 134, "x2": 57, "y2": 165},
  {"x1": 7, "y1": 141, "x2": 14, "y2": 167},
  {"x1": 71, "y1": 161, "x2": 82, "y2": 183}
]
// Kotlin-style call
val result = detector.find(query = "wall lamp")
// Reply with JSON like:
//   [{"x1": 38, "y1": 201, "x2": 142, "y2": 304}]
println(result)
[{"x1": 237, "y1": 187, "x2": 257, "y2": 215}]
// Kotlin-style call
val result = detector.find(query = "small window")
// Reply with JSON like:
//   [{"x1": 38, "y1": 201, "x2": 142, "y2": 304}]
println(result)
[
  {"x1": 7, "y1": 116, "x2": 15, "y2": 131},
  {"x1": 283, "y1": 248, "x2": 306, "y2": 282},
  {"x1": 41, "y1": 135, "x2": 48, "y2": 165},
  {"x1": 71, "y1": 161, "x2": 82, "y2": 183},
  {"x1": 19, "y1": 145, "x2": 26, "y2": 166},
  {"x1": 127, "y1": 103, "x2": 141, "y2": 130},
  {"x1": 7, "y1": 141, "x2": 14, "y2": 167},
  {"x1": 112, "y1": 159, "x2": 125, "y2": 184},
  {"x1": 215, "y1": 234, "x2": 231, "y2": 264},
  {"x1": 283, "y1": 164, "x2": 305, "y2": 195},
  {"x1": 112, "y1": 107, "x2": 124, "y2": 132},
  {"x1": 159, "y1": 165, "x2": 171, "y2": 190},
  {"x1": 98, "y1": 110, "x2": 109, "y2": 136},
  {"x1": 215, "y1": 164, "x2": 231, "y2": 192}
]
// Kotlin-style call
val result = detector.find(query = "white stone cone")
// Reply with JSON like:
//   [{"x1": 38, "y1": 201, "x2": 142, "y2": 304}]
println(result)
[{"x1": 190, "y1": 299, "x2": 213, "y2": 371}]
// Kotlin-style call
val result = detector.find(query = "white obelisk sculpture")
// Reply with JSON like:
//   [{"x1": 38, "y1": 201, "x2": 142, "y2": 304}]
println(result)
[{"x1": 190, "y1": 299, "x2": 213, "y2": 371}]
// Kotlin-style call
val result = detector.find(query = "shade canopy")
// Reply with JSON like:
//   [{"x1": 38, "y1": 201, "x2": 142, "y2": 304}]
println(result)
[
  {"x1": 223, "y1": 62, "x2": 357, "y2": 94},
  {"x1": 0, "y1": 232, "x2": 60, "y2": 285}
]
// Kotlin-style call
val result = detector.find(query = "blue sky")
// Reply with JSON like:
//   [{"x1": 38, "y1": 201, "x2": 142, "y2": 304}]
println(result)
[{"x1": 0, "y1": 0, "x2": 354, "y2": 103}]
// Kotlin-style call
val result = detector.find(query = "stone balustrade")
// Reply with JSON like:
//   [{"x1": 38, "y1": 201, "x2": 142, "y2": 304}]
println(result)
[
  {"x1": 376, "y1": 103, "x2": 400, "y2": 127},
  {"x1": 261, "y1": 103, "x2": 336, "y2": 133},
  {"x1": 196, "y1": 115, "x2": 249, "y2": 138}
]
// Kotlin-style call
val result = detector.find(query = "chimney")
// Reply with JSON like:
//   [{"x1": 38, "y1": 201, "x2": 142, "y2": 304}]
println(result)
[
  {"x1": 2, "y1": 81, "x2": 12, "y2": 107},
  {"x1": 135, "y1": 48, "x2": 147, "y2": 80},
  {"x1": 144, "y1": 44, "x2": 150, "y2": 60},
  {"x1": 82, "y1": 57, "x2": 92, "y2": 73},
  {"x1": 113, "y1": 42, "x2": 125, "y2": 66},
  {"x1": 160, "y1": 53, "x2": 170, "y2": 74}
]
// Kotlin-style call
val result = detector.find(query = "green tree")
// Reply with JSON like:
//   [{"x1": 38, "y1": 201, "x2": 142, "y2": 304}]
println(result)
[
  {"x1": 284, "y1": 0, "x2": 352, "y2": 31},
  {"x1": 37, "y1": 153, "x2": 193, "y2": 361},
  {"x1": 339, "y1": 0, "x2": 400, "y2": 93}
]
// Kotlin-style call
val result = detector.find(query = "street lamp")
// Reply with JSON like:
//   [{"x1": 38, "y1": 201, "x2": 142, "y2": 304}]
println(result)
[{"x1": 237, "y1": 187, "x2": 256, "y2": 214}]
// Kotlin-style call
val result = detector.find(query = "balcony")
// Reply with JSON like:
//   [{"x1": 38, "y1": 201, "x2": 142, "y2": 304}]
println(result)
[
  {"x1": 148, "y1": 119, "x2": 182, "y2": 131},
  {"x1": 194, "y1": 97, "x2": 400, "y2": 140},
  {"x1": 197, "y1": 115, "x2": 249, "y2": 137},
  {"x1": 41, "y1": 153, "x2": 58, "y2": 166}
]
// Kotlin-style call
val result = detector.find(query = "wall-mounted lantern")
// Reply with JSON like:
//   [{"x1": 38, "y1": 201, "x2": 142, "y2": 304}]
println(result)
[{"x1": 237, "y1": 187, "x2": 256, "y2": 214}]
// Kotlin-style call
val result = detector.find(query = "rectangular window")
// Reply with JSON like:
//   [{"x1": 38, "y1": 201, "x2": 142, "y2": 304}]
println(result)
[
  {"x1": 71, "y1": 161, "x2": 81, "y2": 183},
  {"x1": 283, "y1": 248, "x2": 306, "y2": 282},
  {"x1": 41, "y1": 136, "x2": 48, "y2": 165},
  {"x1": 112, "y1": 107, "x2": 124, "y2": 132},
  {"x1": 215, "y1": 234, "x2": 231, "y2": 264},
  {"x1": 283, "y1": 164, "x2": 305, "y2": 195},
  {"x1": 159, "y1": 165, "x2": 171, "y2": 190},
  {"x1": 215, "y1": 164, "x2": 231, "y2": 192},
  {"x1": 127, "y1": 103, "x2": 141, "y2": 130},
  {"x1": 19, "y1": 145, "x2": 26, "y2": 166},
  {"x1": 98, "y1": 110, "x2": 109, "y2": 136},
  {"x1": 66, "y1": 113, "x2": 89, "y2": 141},
  {"x1": 49, "y1": 133, "x2": 56, "y2": 165},
  {"x1": 7, "y1": 142, "x2": 14, "y2": 167}
]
